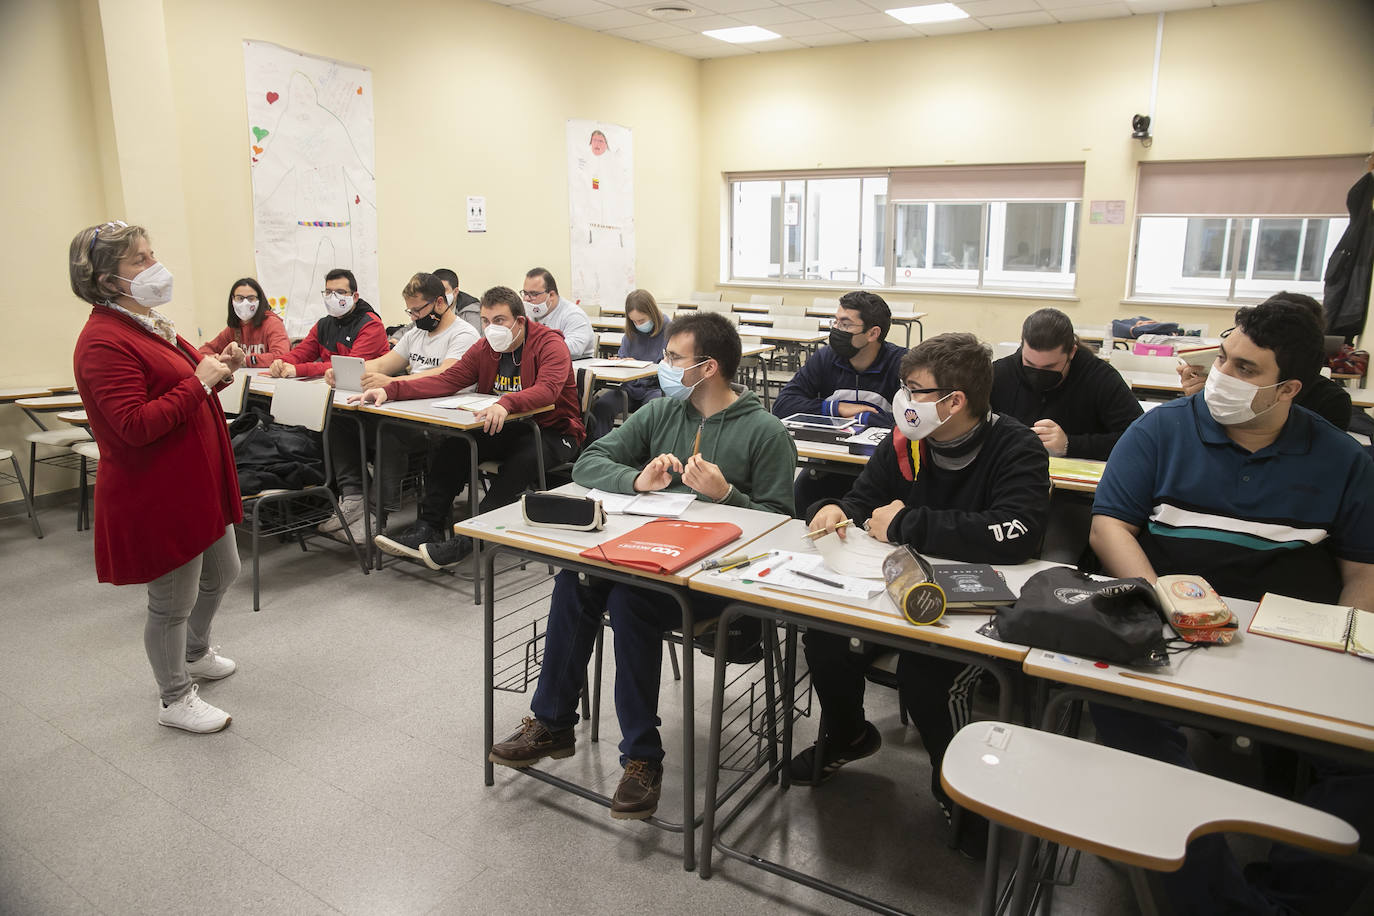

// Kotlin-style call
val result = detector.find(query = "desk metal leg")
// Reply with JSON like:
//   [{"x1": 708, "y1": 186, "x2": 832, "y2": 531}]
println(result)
[{"x1": 483, "y1": 544, "x2": 496, "y2": 787}]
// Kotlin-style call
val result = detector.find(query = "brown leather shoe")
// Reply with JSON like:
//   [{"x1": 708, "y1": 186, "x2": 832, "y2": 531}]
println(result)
[
  {"x1": 488, "y1": 717, "x2": 575, "y2": 768},
  {"x1": 609, "y1": 759, "x2": 663, "y2": 820}
]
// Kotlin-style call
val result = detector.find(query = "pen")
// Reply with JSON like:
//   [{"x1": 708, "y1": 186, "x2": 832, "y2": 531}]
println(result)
[
  {"x1": 757, "y1": 557, "x2": 789, "y2": 578},
  {"x1": 802, "y1": 519, "x2": 852, "y2": 541},
  {"x1": 794, "y1": 568, "x2": 845, "y2": 589},
  {"x1": 718, "y1": 552, "x2": 771, "y2": 573}
]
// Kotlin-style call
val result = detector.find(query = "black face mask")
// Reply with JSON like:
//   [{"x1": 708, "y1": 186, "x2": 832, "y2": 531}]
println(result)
[
  {"x1": 413, "y1": 301, "x2": 444, "y2": 332},
  {"x1": 828, "y1": 326, "x2": 863, "y2": 360},
  {"x1": 1021, "y1": 361, "x2": 1063, "y2": 394}
]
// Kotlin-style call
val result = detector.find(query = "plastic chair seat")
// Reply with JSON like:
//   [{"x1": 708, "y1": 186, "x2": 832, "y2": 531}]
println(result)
[{"x1": 25, "y1": 428, "x2": 92, "y2": 447}]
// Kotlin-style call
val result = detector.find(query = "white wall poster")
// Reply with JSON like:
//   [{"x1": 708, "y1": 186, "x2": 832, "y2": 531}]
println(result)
[
  {"x1": 567, "y1": 120, "x2": 634, "y2": 311},
  {"x1": 243, "y1": 40, "x2": 379, "y2": 338}
]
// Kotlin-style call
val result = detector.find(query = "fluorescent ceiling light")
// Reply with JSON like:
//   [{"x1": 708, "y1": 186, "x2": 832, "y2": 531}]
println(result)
[
  {"x1": 702, "y1": 25, "x2": 781, "y2": 43},
  {"x1": 885, "y1": 3, "x2": 968, "y2": 25}
]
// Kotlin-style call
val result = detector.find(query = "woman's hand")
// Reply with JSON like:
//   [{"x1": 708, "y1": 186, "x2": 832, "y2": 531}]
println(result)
[
  {"x1": 219, "y1": 342, "x2": 247, "y2": 373},
  {"x1": 195, "y1": 355, "x2": 229, "y2": 389}
]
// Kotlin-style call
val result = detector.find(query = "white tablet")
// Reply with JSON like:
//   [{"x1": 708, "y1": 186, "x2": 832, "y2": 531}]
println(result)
[{"x1": 330, "y1": 355, "x2": 366, "y2": 392}]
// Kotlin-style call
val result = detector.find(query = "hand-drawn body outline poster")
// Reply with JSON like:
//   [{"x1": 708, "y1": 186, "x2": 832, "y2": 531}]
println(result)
[
  {"x1": 567, "y1": 120, "x2": 634, "y2": 311},
  {"x1": 244, "y1": 40, "x2": 379, "y2": 338}
]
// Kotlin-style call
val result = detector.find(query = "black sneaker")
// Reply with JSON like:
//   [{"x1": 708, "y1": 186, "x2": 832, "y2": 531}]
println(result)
[
  {"x1": 787, "y1": 720, "x2": 882, "y2": 786},
  {"x1": 610, "y1": 759, "x2": 663, "y2": 820},
  {"x1": 420, "y1": 535, "x2": 473, "y2": 570},
  {"x1": 374, "y1": 521, "x2": 439, "y2": 560}
]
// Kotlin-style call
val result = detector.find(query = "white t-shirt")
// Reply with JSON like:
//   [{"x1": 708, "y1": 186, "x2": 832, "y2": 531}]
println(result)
[{"x1": 392, "y1": 318, "x2": 479, "y2": 375}]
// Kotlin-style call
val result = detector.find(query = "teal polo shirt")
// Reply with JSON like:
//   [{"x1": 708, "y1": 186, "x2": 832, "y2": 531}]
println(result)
[{"x1": 1092, "y1": 394, "x2": 1374, "y2": 603}]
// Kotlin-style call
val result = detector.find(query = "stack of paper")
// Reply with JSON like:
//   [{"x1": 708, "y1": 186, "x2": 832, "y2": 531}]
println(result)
[
  {"x1": 813, "y1": 529, "x2": 892, "y2": 579},
  {"x1": 585, "y1": 488, "x2": 696, "y2": 518},
  {"x1": 433, "y1": 394, "x2": 500, "y2": 411}
]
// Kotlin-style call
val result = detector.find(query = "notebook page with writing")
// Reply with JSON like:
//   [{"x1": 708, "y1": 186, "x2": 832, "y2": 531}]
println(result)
[{"x1": 1247, "y1": 593, "x2": 1352, "y2": 652}]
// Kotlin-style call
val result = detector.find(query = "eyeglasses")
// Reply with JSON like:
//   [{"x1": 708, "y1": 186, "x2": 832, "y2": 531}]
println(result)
[
  {"x1": 829, "y1": 319, "x2": 866, "y2": 333},
  {"x1": 321, "y1": 289, "x2": 352, "y2": 300},
  {"x1": 662, "y1": 350, "x2": 706, "y2": 368},
  {"x1": 89, "y1": 220, "x2": 128, "y2": 255},
  {"x1": 404, "y1": 299, "x2": 437, "y2": 318},
  {"x1": 520, "y1": 289, "x2": 549, "y2": 301},
  {"x1": 231, "y1": 296, "x2": 260, "y2": 306},
  {"x1": 902, "y1": 385, "x2": 954, "y2": 397}
]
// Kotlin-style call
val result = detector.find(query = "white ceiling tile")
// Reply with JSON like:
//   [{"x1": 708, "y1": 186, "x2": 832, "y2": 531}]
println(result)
[
  {"x1": 672, "y1": 13, "x2": 749, "y2": 29},
  {"x1": 590, "y1": 0, "x2": 661, "y2": 6},
  {"x1": 773, "y1": 18, "x2": 846, "y2": 35},
  {"x1": 1123, "y1": 0, "x2": 1212, "y2": 11},
  {"x1": 734, "y1": 5, "x2": 819, "y2": 24},
  {"x1": 796, "y1": 31, "x2": 865, "y2": 45},
  {"x1": 519, "y1": 0, "x2": 614, "y2": 16},
  {"x1": 691, "y1": 0, "x2": 783, "y2": 12},
  {"x1": 690, "y1": 43, "x2": 760, "y2": 56},
  {"x1": 1047, "y1": 2, "x2": 1132, "y2": 21},
  {"x1": 562, "y1": 9, "x2": 656, "y2": 28},
  {"x1": 648, "y1": 33, "x2": 732, "y2": 49},
  {"x1": 959, "y1": 0, "x2": 1043, "y2": 15},
  {"x1": 1037, "y1": 0, "x2": 1119, "y2": 8},
  {"x1": 913, "y1": 17, "x2": 989, "y2": 33},
  {"x1": 487, "y1": 0, "x2": 532, "y2": 6},
  {"x1": 849, "y1": 25, "x2": 922, "y2": 40},
  {"x1": 605, "y1": 21, "x2": 695, "y2": 38},
  {"x1": 1212, "y1": 0, "x2": 1263, "y2": 5},
  {"x1": 977, "y1": 10, "x2": 1058, "y2": 26},
  {"x1": 791, "y1": 0, "x2": 878, "y2": 18},
  {"x1": 519, "y1": 6, "x2": 566, "y2": 18},
  {"x1": 820, "y1": 12, "x2": 902, "y2": 30}
]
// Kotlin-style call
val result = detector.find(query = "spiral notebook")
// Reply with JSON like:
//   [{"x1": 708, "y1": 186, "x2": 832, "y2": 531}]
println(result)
[{"x1": 1247, "y1": 593, "x2": 1374, "y2": 660}]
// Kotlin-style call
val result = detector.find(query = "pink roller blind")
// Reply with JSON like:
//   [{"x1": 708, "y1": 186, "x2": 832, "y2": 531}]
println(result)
[
  {"x1": 1137, "y1": 156, "x2": 1365, "y2": 217},
  {"x1": 888, "y1": 163, "x2": 1084, "y2": 201}
]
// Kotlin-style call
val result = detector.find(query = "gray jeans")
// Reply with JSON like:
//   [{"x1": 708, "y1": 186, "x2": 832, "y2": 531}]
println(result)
[{"x1": 144, "y1": 527, "x2": 241, "y2": 704}]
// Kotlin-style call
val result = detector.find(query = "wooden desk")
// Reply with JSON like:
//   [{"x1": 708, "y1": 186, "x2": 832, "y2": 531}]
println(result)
[
  {"x1": 56, "y1": 410, "x2": 89, "y2": 427},
  {"x1": 693, "y1": 518, "x2": 1055, "y2": 910},
  {"x1": 1117, "y1": 370, "x2": 1184, "y2": 395},
  {"x1": 590, "y1": 316, "x2": 623, "y2": 331},
  {"x1": 572, "y1": 359, "x2": 657, "y2": 385},
  {"x1": 456, "y1": 483, "x2": 787, "y2": 871},
  {"x1": 0, "y1": 387, "x2": 56, "y2": 402},
  {"x1": 737, "y1": 326, "x2": 826, "y2": 345},
  {"x1": 806, "y1": 307, "x2": 927, "y2": 345},
  {"x1": 794, "y1": 439, "x2": 868, "y2": 467}
]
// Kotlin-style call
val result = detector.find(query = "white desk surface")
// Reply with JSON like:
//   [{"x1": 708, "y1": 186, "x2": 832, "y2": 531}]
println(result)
[
  {"x1": 598, "y1": 332, "x2": 771, "y2": 361},
  {"x1": 14, "y1": 394, "x2": 84, "y2": 410},
  {"x1": 590, "y1": 316, "x2": 623, "y2": 331},
  {"x1": 358, "y1": 397, "x2": 549, "y2": 431},
  {"x1": 56, "y1": 409, "x2": 89, "y2": 426},
  {"x1": 689, "y1": 518, "x2": 1060, "y2": 662},
  {"x1": 1023, "y1": 599, "x2": 1374, "y2": 753},
  {"x1": 455, "y1": 482, "x2": 788, "y2": 586},
  {"x1": 805, "y1": 307, "x2": 926, "y2": 322},
  {"x1": 572, "y1": 359, "x2": 658, "y2": 383},
  {"x1": 1118, "y1": 370, "x2": 1184, "y2": 393},
  {"x1": 737, "y1": 326, "x2": 827, "y2": 344},
  {"x1": 245, "y1": 372, "x2": 358, "y2": 408},
  {"x1": 794, "y1": 440, "x2": 868, "y2": 466},
  {"x1": 0, "y1": 387, "x2": 57, "y2": 402}
]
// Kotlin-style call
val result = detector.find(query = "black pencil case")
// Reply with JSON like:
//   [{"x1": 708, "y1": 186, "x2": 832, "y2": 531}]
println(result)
[{"x1": 520, "y1": 492, "x2": 606, "y2": 531}]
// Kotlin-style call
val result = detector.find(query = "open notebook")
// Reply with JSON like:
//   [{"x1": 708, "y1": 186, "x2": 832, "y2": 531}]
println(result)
[
  {"x1": 1247, "y1": 593, "x2": 1374, "y2": 659},
  {"x1": 585, "y1": 488, "x2": 695, "y2": 518}
]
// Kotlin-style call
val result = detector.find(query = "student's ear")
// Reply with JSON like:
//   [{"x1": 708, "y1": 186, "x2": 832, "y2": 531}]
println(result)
[
  {"x1": 945, "y1": 389, "x2": 968, "y2": 418},
  {"x1": 1277, "y1": 377, "x2": 1303, "y2": 402}
]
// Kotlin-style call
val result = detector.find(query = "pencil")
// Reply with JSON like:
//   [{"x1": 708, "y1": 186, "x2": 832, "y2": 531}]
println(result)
[
  {"x1": 692, "y1": 423, "x2": 702, "y2": 457},
  {"x1": 802, "y1": 519, "x2": 852, "y2": 541},
  {"x1": 795, "y1": 568, "x2": 845, "y2": 589},
  {"x1": 717, "y1": 552, "x2": 771, "y2": 572}
]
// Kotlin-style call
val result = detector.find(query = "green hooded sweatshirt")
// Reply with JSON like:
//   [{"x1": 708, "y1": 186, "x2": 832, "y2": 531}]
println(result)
[{"x1": 572, "y1": 386, "x2": 797, "y2": 516}]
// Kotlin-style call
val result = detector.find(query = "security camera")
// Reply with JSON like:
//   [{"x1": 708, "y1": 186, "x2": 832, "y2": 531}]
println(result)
[{"x1": 1132, "y1": 114, "x2": 1152, "y2": 146}]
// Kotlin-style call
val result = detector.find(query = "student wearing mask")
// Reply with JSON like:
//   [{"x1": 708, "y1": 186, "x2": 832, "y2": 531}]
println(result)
[
  {"x1": 989, "y1": 307, "x2": 1142, "y2": 460},
  {"x1": 584, "y1": 288, "x2": 668, "y2": 441},
  {"x1": 362, "y1": 287, "x2": 584, "y2": 570},
  {"x1": 489, "y1": 312, "x2": 796, "y2": 821},
  {"x1": 522, "y1": 267, "x2": 595, "y2": 359},
  {"x1": 268, "y1": 268, "x2": 390, "y2": 377},
  {"x1": 434, "y1": 267, "x2": 481, "y2": 335},
  {"x1": 794, "y1": 334, "x2": 1049, "y2": 853},
  {"x1": 199, "y1": 277, "x2": 289, "y2": 369},
  {"x1": 322, "y1": 272, "x2": 481, "y2": 539},
  {"x1": 1090, "y1": 296, "x2": 1374, "y2": 914},
  {"x1": 773, "y1": 290, "x2": 906, "y2": 510}
]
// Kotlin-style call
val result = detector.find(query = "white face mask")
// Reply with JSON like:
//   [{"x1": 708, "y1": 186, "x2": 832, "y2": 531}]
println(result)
[
  {"x1": 485, "y1": 322, "x2": 515, "y2": 352},
  {"x1": 324, "y1": 291, "x2": 354, "y2": 319},
  {"x1": 527, "y1": 298, "x2": 550, "y2": 320},
  {"x1": 1203, "y1": 369, "x2": 1281, "y2": 426},
  {"x1": 445, "y1": 291, "x2": 456, "y2": 307},
  {"x1": 232, "y1": 296, "x2": 259, "y2": 322},
  {"x1": 893, "y1": 387, "x2": 952, "y2": 440},
  {"x1": 117, "y1": 262, "x2": 174, "y2": 308}
]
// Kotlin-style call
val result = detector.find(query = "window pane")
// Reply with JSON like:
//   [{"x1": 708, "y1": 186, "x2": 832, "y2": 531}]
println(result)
[
  {"x1": 1182, "y1": 218, "x2": 1228, "y2": 278},
  {"x1": 1300, "y1": 220, "x2": 1331, "y2": 282},
  {"x1": 1001, "y1": 202, "x2": 1065, "y2": 272},
  {"x1": 895, "y1": 203, "x2": 928, "y2": 271},
  {"x1": 1252, "y1": 219, "x2": 1302, "y2": 280},
  {"x1": 932, "y1": 204, "x2": 981, "y2": 271},
  {"x1": 730, "y1": 181, "x2": 780, "y2": 280},
  {"x1": 783, "y1": 180, "x2": 804, "y2": 279},
  {"x1": 804, "y1": 178, "x2": 861, "y2": 283},
  {"x1": 859, "y1": 177, "x2": 887, "y2": 287}
]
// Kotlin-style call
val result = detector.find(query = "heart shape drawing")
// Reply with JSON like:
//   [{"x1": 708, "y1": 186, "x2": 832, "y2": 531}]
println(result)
[
  {"x1": 252, "y1": 126, "x2": 268, "y2": 142},
  {"x1": 252, "y1": 157, "x2": 258, "y2": 163},
  {"x1": 354, "y1": 195, "x2": 360, "y2": 204},
  {"x1": 266, "y1": 91, "x2": 279, "y2": 104},
  {"x1": 252, "y1": 145, "x2": 263, "y2": 154}
]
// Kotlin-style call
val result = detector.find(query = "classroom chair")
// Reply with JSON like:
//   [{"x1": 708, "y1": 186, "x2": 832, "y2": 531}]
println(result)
[
  {"x1": 812, "y1": 296, "x2": 841, "y2": 312},
  {"x1": 581, "y1": 302, "x2": 601, "y2": 318},
  {"x1": 941, "y1": 721, "x2": 1363, "y2": 916},
  {"x1": 690, "y1": 290, "x2": 722, "y2": 302},
  {"x1": 749, "y1": 294, "x2": 783, "y2": 307},
  {"x1": 0, "y1": 447, "x2": 43, "y2": 538},
  {"x1": 698, "y1": 302, "x2": 736, "y2": 317},
  {"x1": 238, "y1": 379, "x2": 369, "y2": 611},
  {"x1": 16, "y1": 397, "x2": 92, "y2": 510},
  {"x1": 72, "y1": 440, "x2": 99, "y2": 532},
  {"x1": 219, "y1": 371, "x2": 251, "y2": 417}
]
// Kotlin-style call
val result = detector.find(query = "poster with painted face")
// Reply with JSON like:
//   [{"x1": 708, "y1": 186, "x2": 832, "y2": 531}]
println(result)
[
  {"x1": 567, "y1": 120, "x2": 634, "y2": 312},
  {"x1": 244, "y1": 40, "x2": 379, "y2": 338}
]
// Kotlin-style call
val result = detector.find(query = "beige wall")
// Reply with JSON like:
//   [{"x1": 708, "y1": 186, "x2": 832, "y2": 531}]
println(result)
[
  {"x1": 0, "y1": 0, "x2": 700, "y2": 502},
  {"x1": 698, "y1": 0, "x2": 1374, "y2": 346}
]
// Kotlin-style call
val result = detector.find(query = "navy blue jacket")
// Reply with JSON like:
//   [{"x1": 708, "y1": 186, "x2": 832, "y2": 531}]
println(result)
[{"x1": 772, "y1": 341, "x2": 906, "y2": 426}]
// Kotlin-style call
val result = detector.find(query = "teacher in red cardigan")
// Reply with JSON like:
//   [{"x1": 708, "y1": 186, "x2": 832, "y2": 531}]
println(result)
[{"x1": 69, "y1": 221, "x2": 245, "y2": 734}]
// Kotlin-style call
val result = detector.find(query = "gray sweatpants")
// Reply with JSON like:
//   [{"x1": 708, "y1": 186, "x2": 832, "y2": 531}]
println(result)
[{"x1": 143, "y1": 527, "x2": 241, "y2": 704}]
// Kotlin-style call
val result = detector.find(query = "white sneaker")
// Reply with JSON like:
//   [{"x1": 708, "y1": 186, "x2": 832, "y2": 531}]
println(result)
[
  {"x1": 186, "y1": 646, "x2": 236, "y2": 680},
  {"x1": 319, "y1": 494, "x2": 366, "y2": 534},
  {"x1": 158, "y1": 683, "x2": 231, "y2": 733}
]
